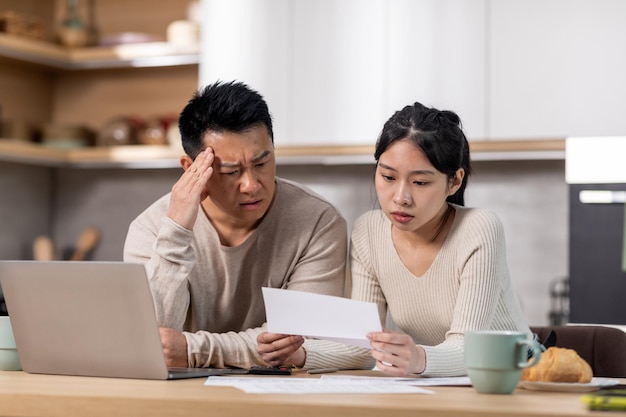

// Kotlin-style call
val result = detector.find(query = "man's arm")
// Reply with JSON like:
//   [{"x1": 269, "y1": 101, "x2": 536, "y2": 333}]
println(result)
[
  {"x1": 124, "y1": 149, "x2": 214, "y2": 329},
  {"x1": 185, "y1": 325, "x2": 272, "y2": 368},
  {"x1": 124, "y1": 215, "x2": 195, "y2": 329}
]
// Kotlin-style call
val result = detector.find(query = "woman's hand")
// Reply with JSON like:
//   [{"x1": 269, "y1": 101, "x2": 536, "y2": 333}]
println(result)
[
  {"x1": 367, "y1": 329, "x2": 426, "y2": 376},
  {"x1": 257, "y1": 332, "x2": 305, "y2": 367}
]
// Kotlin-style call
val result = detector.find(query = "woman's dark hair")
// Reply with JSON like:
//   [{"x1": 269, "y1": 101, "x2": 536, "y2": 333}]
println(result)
[
  {"x1": 374, "y1": 102, "x2": 471, "y2": 206},
  {"x1": 178, "y1": 80, "x2": 274, "y2": 159}
]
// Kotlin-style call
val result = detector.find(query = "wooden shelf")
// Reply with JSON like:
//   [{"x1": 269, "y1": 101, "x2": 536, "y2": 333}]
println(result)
[
  {"x1": 0, "y1": 34, "x2": 566, "y2": 167},
  {"x1": 0, "y1": 33, "x2": 199, "y2": 69},
  {"x1": 0, "y1": 138, "x2": 566, "y2": 169},
  {"x1": 468, "y1": 138, "x2": 566, "y2": 161}
]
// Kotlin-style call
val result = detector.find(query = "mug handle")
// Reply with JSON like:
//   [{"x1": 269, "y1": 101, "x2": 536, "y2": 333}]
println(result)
[{"x1": 516, "y1": 340, "x2": 542, "y2": 368}]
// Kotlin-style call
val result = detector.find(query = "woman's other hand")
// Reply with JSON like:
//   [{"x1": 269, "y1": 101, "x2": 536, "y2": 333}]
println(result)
[{"x1": 367, "y1": 329, "x2": 426, "y2": 376}]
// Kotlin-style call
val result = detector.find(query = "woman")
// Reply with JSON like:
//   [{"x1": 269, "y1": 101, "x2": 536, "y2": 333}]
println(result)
[{"x1": 257, "y1": 102, "x2": 531, "y2": 377}]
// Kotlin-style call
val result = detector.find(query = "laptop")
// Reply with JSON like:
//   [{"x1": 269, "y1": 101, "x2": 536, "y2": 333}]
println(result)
[{"x1": 0, "y1": 260, "x2": 230, "y2": 380}]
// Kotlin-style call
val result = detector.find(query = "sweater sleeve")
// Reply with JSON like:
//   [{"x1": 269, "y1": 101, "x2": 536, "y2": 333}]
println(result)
[
  {"x1": 302, "y1": 339, "x2": 374, "y2": 370},
  {"x1": 184, "y1": 325, "x2": 268, "y2": 368},
  {"x1": 124, "y1": 213, "x2": 195, "y2": 330}
]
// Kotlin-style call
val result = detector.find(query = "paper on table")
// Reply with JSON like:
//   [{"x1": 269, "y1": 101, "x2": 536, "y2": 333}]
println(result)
[
  {"x1": 320, "y1": 375, "x2": 472, "y2": 387},
  {"x1": 262, "y1": 288, "x2": 382, "y2": 348},
  {"x1": 205, "y1": 377, "x2": 434, "y2": 394}
]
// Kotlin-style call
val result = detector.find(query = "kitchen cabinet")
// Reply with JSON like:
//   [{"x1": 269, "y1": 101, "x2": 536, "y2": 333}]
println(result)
[
  {"x1": 0, "y1": 0, "x2": 199, "y2": 139},
  {"x1": 386, "y1": 0, "x2": 486, "y2": 139},
  {"x1": 565, "y1": 0, "x2": 626, "y2": 137},
  {"x1": 201, "y1": 0, "x2": 486, "y2": 144},
  {"x1": 290, "y1": 0, "x2": 387, "y2": 145},
  {"x1": 0, "y1": 32, "x2": 199, "y2": 133},
  {"x1": 488, "y1": 0, "x2": 570, "y2": 139},
  {"x1": 0, "y1": 10, "x2": 565, "y2": 168},
  {"x1": 1, "y1": 0, "x2": 574, "y2": 168},
  {"x1": 0, "y1": 0, "x2": 200, "y2": 265},
  {"x1": 203, "y1": 0, "x2": 626, "y2": 145},
  {"x1": 200, "y1": 0, "x2": 389, "y2": 146},
  {"x1": 489, "y1": 0, "x2": 626, "y2": 139}
]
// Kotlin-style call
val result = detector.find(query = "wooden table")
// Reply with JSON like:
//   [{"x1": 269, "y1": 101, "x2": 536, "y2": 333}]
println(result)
[{"x1": 0, "y1": 370, "x2": 621, "y2": 417}]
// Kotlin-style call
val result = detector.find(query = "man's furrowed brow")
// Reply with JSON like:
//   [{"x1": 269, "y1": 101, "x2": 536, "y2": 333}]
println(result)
[
  {"x1": 218, "y1": 150, "x2": 272, "y2": 168},
  {"x1": 252, "y1": 150, "x2": 271, "y2": 163}
]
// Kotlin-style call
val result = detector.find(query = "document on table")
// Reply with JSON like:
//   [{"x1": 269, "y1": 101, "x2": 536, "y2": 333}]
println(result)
[
  {"x1": 319, "y1": 375, "x2": 472, "y2": 387},
  {"x1": 204, "y1": 377, "x2": 434, "y2": 394},
  {"x1": 262, "y1": 288, "x2": 382, "y2": 348}
]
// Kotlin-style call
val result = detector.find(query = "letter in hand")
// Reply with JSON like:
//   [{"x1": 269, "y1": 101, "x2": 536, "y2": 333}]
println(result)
[
  {"x1": 167, "y1": 148, "x2": 215, "y2": 230},
  {"x1": 256, "y1": 332, "x2": 305, "y2": 368}
]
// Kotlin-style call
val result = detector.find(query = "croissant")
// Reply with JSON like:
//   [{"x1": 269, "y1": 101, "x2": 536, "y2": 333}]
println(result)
[{"x1": 521, "y1": 346, "x2": 593, "y2": 383}]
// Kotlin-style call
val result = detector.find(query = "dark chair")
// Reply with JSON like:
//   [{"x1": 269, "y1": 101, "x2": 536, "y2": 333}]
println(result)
[{"x1": 530, "y1": 325, "x2": 626, "y2": 378}]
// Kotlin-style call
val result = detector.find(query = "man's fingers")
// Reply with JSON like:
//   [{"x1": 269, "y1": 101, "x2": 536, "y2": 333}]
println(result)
[
  {"x1": 187, "y1": 148, "x2": 215, "y2": 175},
  {"x1": 257, "y1": 334, "x2": 303, "y2": 353}
]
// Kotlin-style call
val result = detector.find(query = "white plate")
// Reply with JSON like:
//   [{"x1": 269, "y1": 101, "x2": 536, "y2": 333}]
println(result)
[{"x1": 519, "y1": 377, "x2": 620, "y2": 393}]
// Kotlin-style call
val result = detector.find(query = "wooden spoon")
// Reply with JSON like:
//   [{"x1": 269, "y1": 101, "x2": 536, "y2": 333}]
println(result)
[
  {"x1": 33, "y1": 236, "x2": 55, "y2": 261},
  {"x1": 70, "y1": 227, "x2": 100, "y2": 261}
]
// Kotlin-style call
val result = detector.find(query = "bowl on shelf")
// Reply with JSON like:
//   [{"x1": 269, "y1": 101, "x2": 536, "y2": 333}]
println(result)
[{"x1": 42, "y1": 124, "x2": 95, "y2": 148}]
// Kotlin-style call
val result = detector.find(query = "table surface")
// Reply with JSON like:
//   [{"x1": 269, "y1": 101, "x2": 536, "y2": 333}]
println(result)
[{"x1": 0, "y1": 370, "x2": 622, "y2": 417}]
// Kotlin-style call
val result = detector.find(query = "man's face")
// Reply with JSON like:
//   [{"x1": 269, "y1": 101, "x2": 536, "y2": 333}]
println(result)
[{"x1": 201, "y1": 125, "x2": 276, "y2": 226}]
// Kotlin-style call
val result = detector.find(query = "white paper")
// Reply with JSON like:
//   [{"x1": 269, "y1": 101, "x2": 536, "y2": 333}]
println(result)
[
  {"x1": 319, "y1": 375, "x2": 472, "y2": 387},
  {"x1": 262, "y1": 288, "x2": 382, "y2": 348},
  {"x1": 204, "y1": 376, "x2": 434, "y2": 394}
]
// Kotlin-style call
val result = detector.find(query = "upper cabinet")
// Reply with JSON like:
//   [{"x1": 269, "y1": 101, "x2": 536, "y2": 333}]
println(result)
[
  {"x1": 7, "y1": 0, "x2": 625, "y2": 165},
  {"x1": 201, "y1": 0, "x2": 486, "y2": 145},
  {"x1": 488, "y1": 0, "x2": 570, "y2": 139},
  {"x1": 386, "y1": 0, "x2": 486, "y2": 140},
  {"x1": 489, "y1": 0, "x2": 626, "y2": 139},
  {"x1": 201, "y1": 0, "x2": 626, "y2": 145},
  {"x1": 564, "y1": 0, "x2": 626, "y2": 137}
]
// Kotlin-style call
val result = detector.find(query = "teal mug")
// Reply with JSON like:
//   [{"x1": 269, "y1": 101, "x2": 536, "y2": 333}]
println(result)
[
  {"x1": 0, "y1": 316, "x2": 21, "y2": 371},
  {"x1": 464, "y1": 330, "x2": 542, "y2": 394}
]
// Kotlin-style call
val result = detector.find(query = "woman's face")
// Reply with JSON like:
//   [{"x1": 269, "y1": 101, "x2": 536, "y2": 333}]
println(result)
[{"x1": 375, "y1": 139, "x2": 463, "y2": 234}]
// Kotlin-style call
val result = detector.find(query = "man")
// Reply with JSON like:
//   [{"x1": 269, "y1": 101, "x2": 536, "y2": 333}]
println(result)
[{"x1": 124, "y1": 81, "x2": 347, "y2": 368}]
